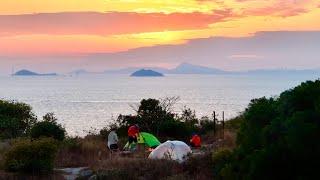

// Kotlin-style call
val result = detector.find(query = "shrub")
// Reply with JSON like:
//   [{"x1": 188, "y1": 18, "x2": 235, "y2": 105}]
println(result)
[
  {"x1": 4, "y1": 138, "x2": 58, "y2": 173},
  {"x1": 215, "y1": 80, "x2": 320, "y2": 179},
  {"x1": 30, "y1": 113, "x2": 66, "y2": 141},
  {"x1": 212, "y1": 149, "x2": 233, "y2": 179},
  {"x1": 183, "y1": 153, "x2": 214, "y2": 179},
  {"x1": 158, "y1": 120, "x2": 186, "y2": 139},
  {"x1": 0, "y1": 100, "x2": 37, "y2": 139}
]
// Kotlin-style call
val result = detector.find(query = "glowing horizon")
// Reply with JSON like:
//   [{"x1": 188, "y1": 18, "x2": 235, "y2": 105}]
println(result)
[{"x1": 0, "y1": 0, "x2": 319, "y2": 74}]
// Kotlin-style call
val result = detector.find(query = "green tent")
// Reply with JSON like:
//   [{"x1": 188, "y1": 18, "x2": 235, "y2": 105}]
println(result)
[
  {"x1": 124, "y1": 132, "x2": 161, "y2": 150},
  {"x1": 138, "y1": 132, "x2": 161, "y2": 148}
]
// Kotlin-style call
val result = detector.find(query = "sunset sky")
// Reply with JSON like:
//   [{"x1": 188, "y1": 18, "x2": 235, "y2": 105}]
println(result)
[{"x1": 0, "y1": 0, "x2": 320, "y2": 74}]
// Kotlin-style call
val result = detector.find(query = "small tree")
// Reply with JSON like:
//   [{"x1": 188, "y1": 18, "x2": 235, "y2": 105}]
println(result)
[
  {"x1": 136, "y1": 98, "x2": 176, "y2": 136},
  {"x1": 43, "y1": 112, "x2": 58, "y2": 122},
  {"x1": 31, "y1": 113, "x2": 66, "y2": 141},
  {"x1": 180, "y1": 107, "x2": 198, "y2": 124},
  {"x1": 0, "y1": 100, "x2": 37, "y2": 139},
  {"x1": 112, "y1": 97, "x2": 199, "y2": 139}
]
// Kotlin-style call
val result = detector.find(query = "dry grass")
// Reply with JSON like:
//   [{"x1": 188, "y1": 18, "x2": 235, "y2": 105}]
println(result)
[
  {"x1": 55, "y1": 135, "x2": 110, "y2": 167},
  {"x1": 91, "y1": 155, "x2": 214, "y2": 180},
  {"x1": 55, "y1": 135, "x2": 155, "y2": 168},
  {"x1": 201, "y1": 128, "x2": 237, "y2": 151},
  {"x1": 222, "y1": 130, "x2": 237, "y2": 149},
  {"x1": 93, "y1": 158, "x2": 183, "y2": 180}
]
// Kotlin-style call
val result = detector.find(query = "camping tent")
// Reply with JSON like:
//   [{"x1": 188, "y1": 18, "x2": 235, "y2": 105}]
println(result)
[
  {"x1": 124, "y1": 132, "x2": 161, "y2": 150},
  {"x1": 148, "y1": 141, "x2": 192, "y2": 162},
  {"x1": 138, "y1": 132, "x2": 161, "y2": 148}
]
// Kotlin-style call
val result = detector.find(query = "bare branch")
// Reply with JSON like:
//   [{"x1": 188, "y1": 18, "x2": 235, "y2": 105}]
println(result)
[{"x1": 160, "y1": 96, "x2": 180, "y2": 113}]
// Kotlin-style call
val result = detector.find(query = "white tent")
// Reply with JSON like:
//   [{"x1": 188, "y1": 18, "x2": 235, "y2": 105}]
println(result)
[{"x1": 148, "y1": 140, "x2": 192, "y2": 162}]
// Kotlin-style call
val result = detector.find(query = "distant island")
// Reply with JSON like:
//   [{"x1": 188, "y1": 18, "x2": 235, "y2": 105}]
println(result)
[
  {"x1": 121, "y1": 63, "x2": 320, "y2": 76},
  {"x1": 14, "y1": 70, "x2": 57, "y2": 76},
  {"x1": 171, "y1": 63, "x2": 227, "y2": 74},
  {"x1": 131, "y1": 69, "x2": 164, "y2": 77},
  {"x1": 104, "y1": 63, "x2": 228, "y2": 75}
]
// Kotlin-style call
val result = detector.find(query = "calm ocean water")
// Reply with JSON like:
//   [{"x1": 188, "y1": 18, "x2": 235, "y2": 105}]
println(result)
[{"x1": 0, "y1": 74, "x2": 318, "y2": 136}]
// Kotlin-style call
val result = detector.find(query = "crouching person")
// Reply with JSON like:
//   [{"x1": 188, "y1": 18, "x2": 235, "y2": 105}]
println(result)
[
  {"x1": 108, "y1": 128, "x2": 119, "y2": 153},
  {"x1": 190, "y1": 133, "x2": 201, "y2": 148},
  {"x1": 126, "y1": 124, "x2": 140, "y2": 151}
]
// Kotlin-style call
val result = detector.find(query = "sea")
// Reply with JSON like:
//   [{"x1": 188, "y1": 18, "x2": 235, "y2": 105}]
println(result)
[{"x1": 0, "y1": 74, "x2": 318, "y2": 136}]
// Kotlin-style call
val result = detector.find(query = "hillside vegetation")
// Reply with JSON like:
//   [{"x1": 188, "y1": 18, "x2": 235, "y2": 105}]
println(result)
[{"x1": 213, "y1": 80, "x2": 320, "y2": 179}]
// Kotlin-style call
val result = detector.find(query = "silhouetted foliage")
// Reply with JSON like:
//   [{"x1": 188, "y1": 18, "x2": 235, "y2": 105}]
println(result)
[
  {"x1": 213, "y1": 80, "x2": 320, "y2": 179},
  {"x1": 0, "y1": 100, "x2": 37, "y2": 139},
  {"x1": 106, "y1": 98, "x2": 212, "y2": 140},
  {"x1": 30, "y1": 113, "x2": 66, "y2": 141}
]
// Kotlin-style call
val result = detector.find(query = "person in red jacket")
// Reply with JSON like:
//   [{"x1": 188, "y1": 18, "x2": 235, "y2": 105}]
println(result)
[
  {"x1": 190, "y1": 133, "x2": 201, "y2": 148},
  {"x1": 127, "y1": 124, "x2": 140, "y2": 149}
]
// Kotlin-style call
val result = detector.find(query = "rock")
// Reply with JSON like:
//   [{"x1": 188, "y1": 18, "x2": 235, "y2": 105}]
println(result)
[
  {"x1": 79, "y1": 168, "x2": 94, "y2": 177},
  {"x1": 55, "y1": 167, "x2": 91, "y2": 180},
  {"x1": 89, "y1": 174, "x2": 97, "y2": 180}
]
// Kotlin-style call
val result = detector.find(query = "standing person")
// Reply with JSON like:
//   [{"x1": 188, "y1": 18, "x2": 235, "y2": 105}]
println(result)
[
  {"x1": 127, "y1": 124, "x2": 140, "y2": 151},
  {"x1": 108, "y1": 128, "x2": 119, "y2": 152},
  {"x1": 190, "y1": 133, "x2": 201, "y2": 148}
]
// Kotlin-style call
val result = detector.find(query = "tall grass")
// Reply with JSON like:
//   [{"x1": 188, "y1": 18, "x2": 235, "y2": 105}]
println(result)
[{"x1": 55, "y1": 135, "x2": 110, "y2": 167}]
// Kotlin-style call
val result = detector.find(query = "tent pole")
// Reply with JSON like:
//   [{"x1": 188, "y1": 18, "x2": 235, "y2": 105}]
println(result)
[{"x1": 222, "y1": 111, "x2": 225, "y2": 140}]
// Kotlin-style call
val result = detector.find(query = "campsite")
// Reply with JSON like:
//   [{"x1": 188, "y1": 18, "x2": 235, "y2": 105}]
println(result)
[
  {"x1": 1, "y1": 80, "x2": 320, "y2": 179},
  {"x1": 1, "y1": 0, "x2": 319, "y2": 178},
  {"x1": 0, "y1": 97, "x2": 238, "y2": 179}
]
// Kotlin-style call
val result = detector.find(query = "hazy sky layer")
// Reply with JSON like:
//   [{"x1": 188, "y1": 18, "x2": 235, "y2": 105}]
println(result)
[{"x1": 0, "y1": 0, "x2": 320, "y2": 74}]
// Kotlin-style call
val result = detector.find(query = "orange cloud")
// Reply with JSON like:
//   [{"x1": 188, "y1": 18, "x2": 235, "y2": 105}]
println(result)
[
  {"x1": 240, "y1": 0, "x2": 312, "y2": 17},
  {"x1": 243, "y1": 6, "x2": 308, "y2": 17},
  {"x1": 0, "y1": 0, "x2": 319, "y2": 59},
  {"x1": 0, "y1": 10, "x2": 235, "y2": 37}
]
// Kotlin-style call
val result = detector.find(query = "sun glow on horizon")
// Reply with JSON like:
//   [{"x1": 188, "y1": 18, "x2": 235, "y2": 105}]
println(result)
[{"x1": 0, "y1": 0, "x2": 319, "y2": 57}]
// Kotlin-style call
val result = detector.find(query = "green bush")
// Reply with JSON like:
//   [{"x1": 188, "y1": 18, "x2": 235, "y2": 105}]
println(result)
[
  {"x1": 30, "y1": 113, "x2": 66, "y2": 141},
  {"x1": 215, "y1": 80, "x2": 320, "y2": 179},
  {"x1": 0, "y1": 100, "x2": 37, "y2": 139},
  {"x1": 158, "y1": 119, "x2": 192, "y2": 140},
  {"x1": 4, "y1": 138, "x2": 58, "y2": 173}
]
